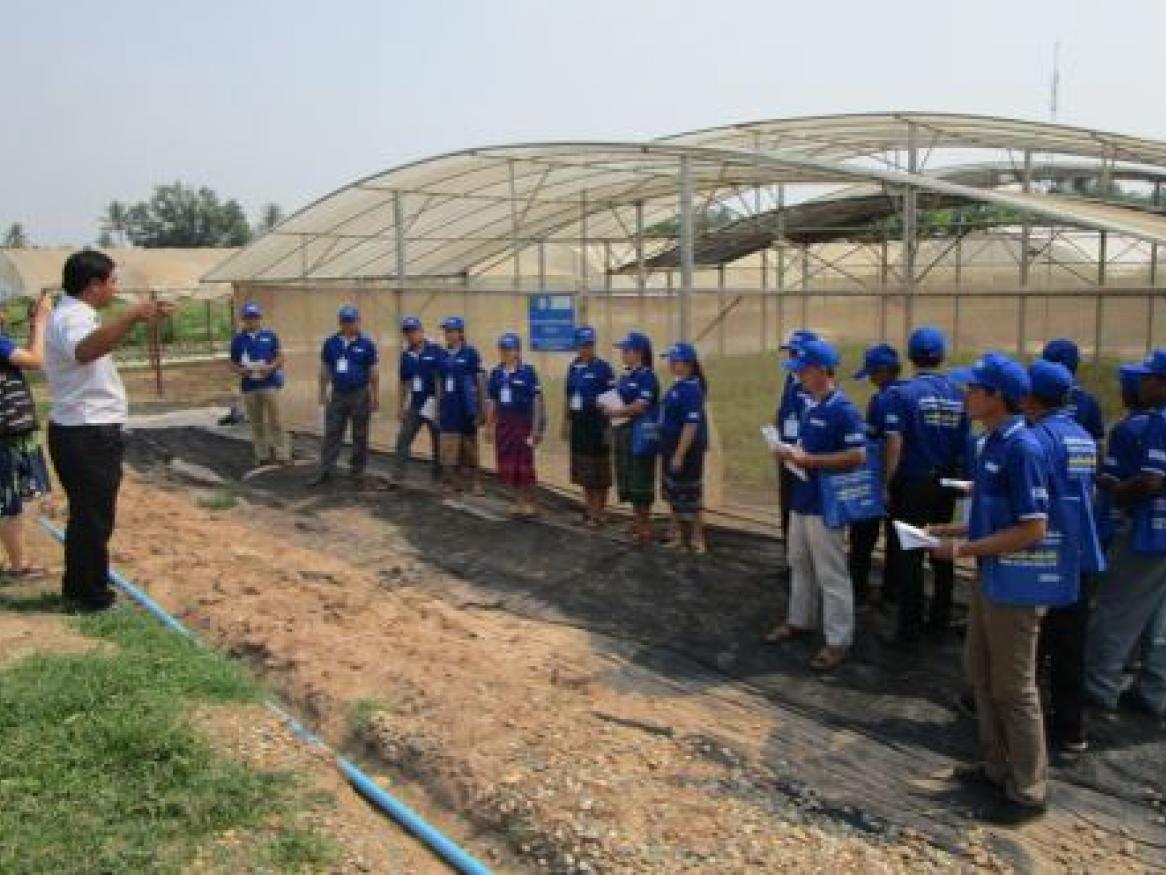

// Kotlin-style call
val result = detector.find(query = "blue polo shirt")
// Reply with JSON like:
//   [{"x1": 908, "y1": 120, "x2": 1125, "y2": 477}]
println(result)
[
  {"x1": 399, "y1": 341, "x2": 443, "y2": 412},
  {"x1": 968, "y1": 416, "x2": 1049, "y2": 542},
  {"x1": 565, "y1": 357, "x2": 616, "y2": 411},
  {"x1": 230, "y1": 329, "x2": 284, "y2": 393},
  {"x1": 0, "y1": 334, "x2": 16, "y2": 365},
  {"x1": 776, "y1": 373, "x2": 810, "y2": 441},
  {"x1": 1029, "y1": 410, "x2": 1104, "y2": 572},
  {"x1": 883, "y1": 372, "x2": 969, "y2": 480},
  {"x1": 1102, "y1": 411, "x2": 1150, "y2": 481},
  {"x1": 791, "y1": 388, "x2": 866, "y2": 516},
  {"x1": 864, "y1": 379, "x2": 904, "y2": 441},
  {"x1": 1066, "y1": 385, "x2": 1105, "y2": 441},
  {"x1": 320, "y1": 332, "x2": 378, "y2": 393},
  {"x1": 660, "y1": 377, "x2": 707, "y2": 450},
  {"x1": 438, "y1": 344, "x2": 483, "y2": 433},
  {"x1": 616, "y1": 366, "x2": 660, "y2": 410},
  {"x1": 487, "y1": 362, "x2": 541, "y2": 415}
]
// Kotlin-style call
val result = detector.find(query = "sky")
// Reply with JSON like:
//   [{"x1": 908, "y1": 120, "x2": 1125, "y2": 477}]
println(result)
[{"x1": 4, "y1": 0, "x2": 1166, "y2": 245}]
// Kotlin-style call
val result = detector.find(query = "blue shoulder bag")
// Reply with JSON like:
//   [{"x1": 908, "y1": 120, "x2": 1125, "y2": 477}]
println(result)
[
  {"x1": 818, "y1": 440, "x2": 885, "y2": 530},
  {"x1": 631, "y1": 404, "x2": 661, "y2": 457}
]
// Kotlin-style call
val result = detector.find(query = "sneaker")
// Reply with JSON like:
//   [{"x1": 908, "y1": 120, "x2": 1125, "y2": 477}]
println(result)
[{"x1": 979, "y1": 797, "x2": 1047, "y2": 827}]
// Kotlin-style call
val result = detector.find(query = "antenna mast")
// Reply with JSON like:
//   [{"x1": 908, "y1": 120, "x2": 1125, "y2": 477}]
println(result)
[{"x1": 1050, "y1": 39, "x2": 1061, "y2": 122}]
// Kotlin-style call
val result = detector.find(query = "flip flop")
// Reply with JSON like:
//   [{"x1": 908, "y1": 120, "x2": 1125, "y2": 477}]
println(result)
[
  {"x1": 3, "y1": 565, "x2": 49, "y2": 581},
  {"x1": 762, "y1": 624, "x2": 809, "y2": 644},
  {"x1": 810, "y1": 646, "x2": 849, "y2": 672}
]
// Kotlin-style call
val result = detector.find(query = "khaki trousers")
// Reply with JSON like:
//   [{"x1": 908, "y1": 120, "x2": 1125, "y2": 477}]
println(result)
[
  {"x1": 242, "y1": 388, "x2": 290, "y2": 464},
  {"x1": 963, "y1": 584, "x2": 1048, "y2": 806},
  {"x1": 787, "y1": 511, "x2": 854, "y2": 647}
]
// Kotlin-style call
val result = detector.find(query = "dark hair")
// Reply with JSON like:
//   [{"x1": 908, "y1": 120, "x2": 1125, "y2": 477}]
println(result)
[
  {"x1": 910, "y1": 352, "x2": 943, "y2": 369},
  {"x1": 638, "y1": 340, "x2": 654, "y2": 369},
  {"x1": 61, "y1": 249, "x2": 114, "y2": 296},
  {"x1": 692, "y1": 360, "x2": 709, "y2": 397}
]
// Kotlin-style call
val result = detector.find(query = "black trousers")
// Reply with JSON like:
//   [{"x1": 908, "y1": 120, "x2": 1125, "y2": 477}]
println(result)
[
  {"x1": 848, "y1": 516, "x2": 887, "y2": 605},
  {"x1": 320, "y1": 386, "x2": 371, "y2": 475},
  {"x1": 778, "y1": 464, "x2": 796, "y2": 543},
  {"x1": 887, "y1": 474, "x2": 956, "y2": 640},
  {"x1": 1039, "y1": 581, "x2": 1090, "y2": 745},
  {"x1": 47, "y1": 423, "x2": 123, "y2": 606}
]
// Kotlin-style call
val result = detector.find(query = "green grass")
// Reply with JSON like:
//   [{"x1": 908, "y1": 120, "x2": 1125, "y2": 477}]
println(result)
[
  {"x1": 198, "y1": 485, "x2": 241, "y2": 511},
  {"x1": 0, "y1": 607, "x2": 337, "y2": 873}
]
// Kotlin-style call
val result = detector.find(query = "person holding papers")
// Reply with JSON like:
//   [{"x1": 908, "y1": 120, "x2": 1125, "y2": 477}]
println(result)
[
  {"x1": 485, "y1": 333, "x2": 545, "y2": 518},
  {"x1": 391, "y1": 316, "x2": 443, "y2": 487},
  {"x1": 309, "y1": 305, "x2": 379, "y2": 487},
  {"x1": 563, "y1": 326, "x2": 616, "y2": 528},
  {"x1": 927, "y1": 352, "x2": 1054, "y2": 825},
  {"x1": 1023, "y1": 359, "x2": 1103, "y2": 759},
  {"x1": 764, "y1": 339, "x2": 866, "y2": 672},
  {"x1": 775, "y1": 329, "x2": 818, "y2": 543},
  {"x1": 604, "y1": 331, "x2": 660, "y2": 546},
  {"x1": 436, "y1": 316, "x2": 486, "y2": 497},
  {"x1": 659, "y1": 342, "x2": 709, "y2": 555},
  {"x1": 229, "y1": 303, "x2": 290, "y2": 468}
]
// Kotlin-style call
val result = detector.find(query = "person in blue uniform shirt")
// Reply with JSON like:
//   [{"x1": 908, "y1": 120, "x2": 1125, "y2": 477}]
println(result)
[
  {"x1": 882, "y1": 326, "x2": 969, "y2": 646},
  {"x1": 1095, "y1": 365, "x2": 1151, "y2": 550},
  {"x1": 309, "y1": 305, "x2": 379, "y2": 486},
  {"x1": 1023, "y1": 359, "x2": 1103, "y2": 759},
  {"x1": 603, "y1": 331, "x2": 660, "y2": 546},
  {"x1": 928, "y1": 352, "x2": 1053, "y2": 825},
  {"x1": 659, "y1": 342, "x2": 709, "y2": 554},
  {"x1": 436, "y1": 316, "x2": 486, "y2": 497},
  {"x1": 1040, "y1": 338, "x2": 1105, "y2": 441},
  {"x1": 765, "y1": 339, "x2": 866, "y2": 672},
  {"x1": 485, "y1": 333, "x2": 545, "y2": 517},
  {"x1": 391, "y1": 316, "x2": 443, "y2": 487},
  {"x1": 1087, "y1": 349, "x2": 1166, "y2": 721},
  {"x1": 775, "y1": 329, "x2": 818, "y2": 544},
  {"x1": 848, "y1": 342, "x2": 903, "y2": 611},
  {"x1": 563, "y1": 326, "x2": 617, "y2": 528},
  {"x1": 229, "y1": 303, "x2": 290, "y2": 468}
]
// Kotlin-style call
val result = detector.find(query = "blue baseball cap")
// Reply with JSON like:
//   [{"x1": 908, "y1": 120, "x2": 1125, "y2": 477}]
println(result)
[
  {"x1": 498, "y1": 332, "x2": 521, "y2": 351},
  {"x1": 663, "y1": 342, "x2": 698, "y2": 364},
  {"x1": 949, "y1": 351, "x2": 1030, "y2": 404},
  {"x1": 908, "y1": 326, "x2": 947, "y2": 363},
  {"x1": 783, "y1": 339, "x2": 841, "y2": 372},
  {"x1": 1119, "y1": 363, "x2": 1144, "y2": 397},
  {"x1": 615, "y1": 331, "x2": 651, "y2": 353},
  {"x1": 780, "y1": 329, "x2": 820, "y2": 351},
  {"x1": 1127, "y1": 348, "x2": 1166, "y2": 378},
  {"x1": 1042, "y1": 338, "x2": 1081, "y2": 375},
  {"x1": 853, "y1": 343, "x2": 900, "y2": 380},
  {"x1": 337, "y1": 304, "x2": 360, "y2": 322},
  {"x1": 574, "y1": 325, "x2": 597, "y2": 346},
  {"x1": 441, "y1": 316, "x2": 465, "y2": 331},
  {"x1": 401, "y1": 316, "x2": 422, "y2": 332},
  {"x1": 1027, "y1": 359, "x2": 1073, "y2": 404},
  {"x1": 240, "y1": 303, "x2": 262, "y2": 319}
]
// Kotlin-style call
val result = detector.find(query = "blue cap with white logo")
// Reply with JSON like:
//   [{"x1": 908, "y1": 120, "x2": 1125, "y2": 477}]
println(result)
[
  {"x1": 783, "y1": 339, "x2": 841, "y2": 372},
  {"x1": 401, "y1": 316, "x2": 422, "y2": 332},
  {"x1": 908, "y1": 326, "x2": 947, "y2": 363},
  {"x1": 1028, "y1": 359, "x2": 1073, "y2": 404},
  {"x1": 498, "y1": 332, "x2": 521, "y2": 351},
  {"x1": 574, "y1": 325, "x2": 597, "y2": 347},
  {"x1": 949, "y1": 351, "x2": 1030, "y2": 404},
  {"x1": 1042, "y1": 338, "x2": 1081, "y2": 375},
  {"x1": 853, "y1": 342, "x2": 900, "y2": 380},
  {"x1": 663, "y1": 341, "x2": 698, "y2": 364},
  {"x1": 338, "y1": 304, "x2": 360, "y2": 322},
  {"x1": 441, "y1": 316, "x2": 465, "y2": 332},
  {"x1": 241, "y1": 303, "x2": 262, "y2": 319},
  {"x1": 615, "y1": 331, "x2": 651, "y2": 353},
  {"x1": 1128, "y1": 348, "x2": 1166, "y2": 378},
  {"x1": 780, "y1": 329, "x2": 820, "y2": 351}
]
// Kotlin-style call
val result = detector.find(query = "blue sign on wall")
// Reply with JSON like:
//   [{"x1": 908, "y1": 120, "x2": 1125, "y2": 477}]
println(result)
[{"x1": 528, "y1": 293, "x2": 576, "y2": 352}]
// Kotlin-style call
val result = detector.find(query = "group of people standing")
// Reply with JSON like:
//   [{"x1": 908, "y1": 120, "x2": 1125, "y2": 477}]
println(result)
[{"x1": 766, "y1": 325, "x2": 1165, "y2": 825}]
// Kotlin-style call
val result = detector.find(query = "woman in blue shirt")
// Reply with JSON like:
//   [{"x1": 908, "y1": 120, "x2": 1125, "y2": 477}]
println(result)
[
  {"x1": 659, "y1": 342, "x2": 709, "y2": 554},
  {"x1": 563, "y1": 326, "x2": 616, "y2": 528},
  {"x1": 603, "y1": 331, "x2": 659, "y2": 545},
  {"x1": 485, "y1": 333, "x2": 545, "y2": 518},
  {"x1": 436, "y1": 316, "x2": 486, "y2": 497}
]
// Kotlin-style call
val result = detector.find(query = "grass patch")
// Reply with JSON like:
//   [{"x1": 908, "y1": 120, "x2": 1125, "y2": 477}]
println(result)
[
  {"x1": 0, "y1": 589, "x2": 68, "y2": 614},
  {"x1": 198, "y1": 485, "x2": 241, "y2": 511},
  {"x1": 0, "y1": 606, "x2": 337, "y2": 873}
]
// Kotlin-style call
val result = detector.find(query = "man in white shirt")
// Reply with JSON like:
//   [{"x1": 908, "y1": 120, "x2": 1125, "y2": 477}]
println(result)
[{"x1": 45, "y1": 250, "x2": 171, "y2": 611}]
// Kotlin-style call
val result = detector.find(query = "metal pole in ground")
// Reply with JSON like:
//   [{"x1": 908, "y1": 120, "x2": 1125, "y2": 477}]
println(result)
[{"x1": 678, "y1": 155, "x2": 694, "y2": 342}]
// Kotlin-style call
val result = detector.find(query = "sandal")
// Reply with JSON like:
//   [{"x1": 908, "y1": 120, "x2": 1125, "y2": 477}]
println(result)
[
  {"x1": 810, "y1": 646, "x2": 849, "y2": 672},
  {"x1": 690, "y1": 540, "x2": 709, "y2": 556},
  {"x1": 4, "y1": 565, "x2": 48, "y2": 581},
  {"x1": 762, "y1": 623, "x2": 809, "y2": 644}
]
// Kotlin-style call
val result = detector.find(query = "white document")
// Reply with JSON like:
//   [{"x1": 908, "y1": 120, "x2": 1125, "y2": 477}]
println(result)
[
  {"x1": 940, "y1": 478, "x2": 974, "y2": 494},
  {"x1": 597, "y1": 389, "x2": 627, "y2": 427},
  {"x1": 419, "y1": 396, "x2": 437, "y2": 421},
  {"x1": 892, "y1": 520, "x2": 941, "y2": 551},
  {"x1": 760, "y1": 426, "x2": 808, "y2": 480}
]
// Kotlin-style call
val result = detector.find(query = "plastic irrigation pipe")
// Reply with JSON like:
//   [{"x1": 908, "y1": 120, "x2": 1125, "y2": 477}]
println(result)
[{"x1": 37, "y1": 518, "x2": 494, "y2": 875}]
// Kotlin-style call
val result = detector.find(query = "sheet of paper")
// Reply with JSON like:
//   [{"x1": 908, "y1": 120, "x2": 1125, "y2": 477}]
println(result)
[
  {"x1": 418, "y1": 396, "x2": 437, "y2": 421},
  {"x1": 597, "y1": 389, "x2": 627, "y2": 428},
  {"x1": 761, "y1": 425, "x2": 806, "y2": 479},
  {"x1": 784, "y1": 461, "x2": 808, "y2": 481},
  {"x1": 892, "y1": 520, "x2": 941, "y2": 551},
  {"x1": 940, "y1": 478, "x2": 974, "y2": 494}
]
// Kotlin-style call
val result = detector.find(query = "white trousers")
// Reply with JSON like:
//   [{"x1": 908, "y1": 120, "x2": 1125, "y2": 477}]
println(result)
[{"x1": 787, "y1": 511, "x2": 854, "y2": 647}]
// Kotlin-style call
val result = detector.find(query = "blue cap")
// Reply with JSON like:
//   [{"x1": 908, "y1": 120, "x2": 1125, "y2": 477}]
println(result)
[
  {"x1": 574, "y1": 325, "x2": 597, "y2": 346},
  {"x1": 663, "y1": 342, "x2": 698, "y2": 364},
  {"x1": 949, "y1": 351, "x2": 1030, "y2": 404},
  {"x1": 1042, "y1": 338, "x2": 1081, "y2": 375},
  {"x1": 780, "y1": 329, "x2": 820, "y2": 351},
  {"x1": 908, "y1": 327, "x2": 947, "y2": 363},
  {"x1": 1119, "y1": 363, "x2": 1144, "y2": 397},
  {"x1": 853, "y1": 343, "x2": 900, "y2": 380},
  {"x1": 338, "y1": 304, "x2": 359, "y2": 322},
  {"x1": 401, "y1": 316, "x2": 422, "y2": 332},
  {"x1": 441, "y1": 316, "x2": 465, "y2": 332},
  {"x1": 1127, "y1": 348, "x2": 1166, "y2": 378},
  {"x1": 615, "y1": 331, "x2": 651, "y2": 353},
  {"x1": 1028, "y1": 359, "x2": 1073, "y2": 404},
  {"x1": 498, "y1": 332, "x2": 521, "y2": 351},
  {"x1": 241, "y1": 303, "x2": 262, "y2": 319},
  {"x1": 783, "y1": 339, "x2": 841, "y2": 372}
]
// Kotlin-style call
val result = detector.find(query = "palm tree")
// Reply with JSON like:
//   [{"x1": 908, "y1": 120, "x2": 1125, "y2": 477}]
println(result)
[
  {"x1": 101, "y1": 201, "x2": 129, "y2": 246},
  {"x1": 256, "y1": 203, "x2": 284, "y2": 235}
]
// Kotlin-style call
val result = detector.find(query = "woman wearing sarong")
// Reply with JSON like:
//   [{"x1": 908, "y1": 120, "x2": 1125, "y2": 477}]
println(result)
[
  {"x1": 659, "y1": 341, "x2": 709, "y2": 554},
  {"x1": 485, "y1": 333, "x2": 545, "y2": 517},
  {"x1": 603, "y1": 331, "x2": 659, "y2": 545},
  {"x1": 563, "y1": 325, "x2": 616, "y2": 528}
]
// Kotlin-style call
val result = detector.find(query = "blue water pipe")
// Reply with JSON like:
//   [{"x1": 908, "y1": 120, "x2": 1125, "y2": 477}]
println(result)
[{"x1": 38, "y1": 518, "x2": 494, "y2": 875}]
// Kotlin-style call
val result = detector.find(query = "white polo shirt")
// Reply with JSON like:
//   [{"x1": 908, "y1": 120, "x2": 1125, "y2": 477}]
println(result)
[{"x1": 44, "y1": 295, "x2": 128, "y2": 426}]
